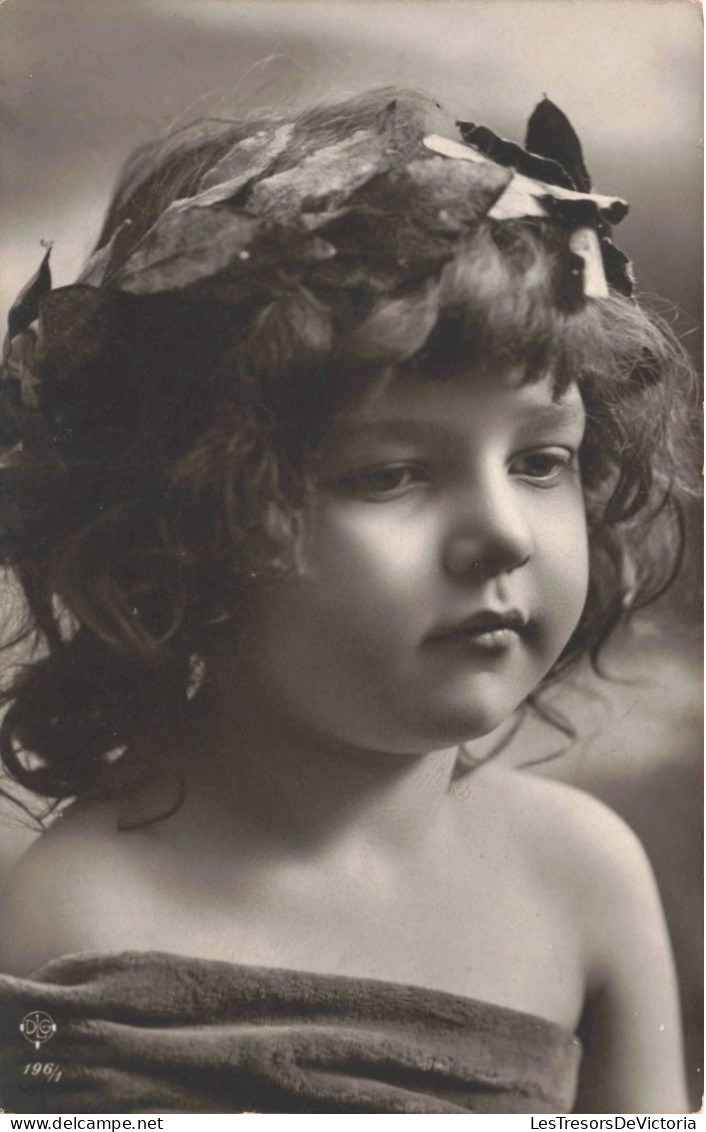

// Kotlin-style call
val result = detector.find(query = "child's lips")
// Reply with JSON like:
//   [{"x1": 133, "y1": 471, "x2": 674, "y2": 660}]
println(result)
[{"x1": 424, "y1": 609, "x2": 529, "y2": 651}]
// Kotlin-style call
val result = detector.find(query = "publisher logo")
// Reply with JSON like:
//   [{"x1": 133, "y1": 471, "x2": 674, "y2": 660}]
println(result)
[{"x1": 19, "y1": 1010, "x2": 57, "y2": 1050}]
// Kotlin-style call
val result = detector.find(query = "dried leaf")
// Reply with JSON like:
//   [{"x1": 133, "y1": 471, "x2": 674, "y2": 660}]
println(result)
[
  {"x1": 486, "y1": 183, "x2": 548, "y2": 221},
  {"x1": 0, "y1": 324, "x2": 39, "y2": 455},
  {"x1": 39, "y1": 287, "x2": 112, "y2": 386},
  {"x1": 2, "y1": 327, "x2": 41, "y2": 407},
  {"x1": 247, "y1": 129, "x2": 393, "y2": 222},
  {"x1": 197, "y1": 123, "x2": 295, "y2": 193},
  {"x1": 600, "y1": 237, "x2": 635, "y2": 298},
  {"x1": 425, "y1": 133, "x2": 625, "y2": 227},
  {"x1": 490, "y1": 168, "x2": 627, "y2": 225},
  {"x1": 77, "y1": 220, "x2": 135, "y2": 287},
  {"x1": 7, "y1": 245, "x2": 52, "y2": 338},
  {"x1": 115, "y1": 209, "x2": 261, "y2": 293},
  {"x1": 525, "y1": 98, "x2": 591, "y2": 193},
  {"x1": 457, "y1": 121, "x2": 575, "y2": 190},
  {"x1": 422, "y1": 134, "x2": 488, "y2": 165},
  {"x1": 424, "y1": 129, "x2": 629, "y2": 294},
  {"x1": 302, "y1": 168, "x2": 460, "y2": 296},
  {"x1": 405, "y1": 154, "x2": 512, "y2": 222}
]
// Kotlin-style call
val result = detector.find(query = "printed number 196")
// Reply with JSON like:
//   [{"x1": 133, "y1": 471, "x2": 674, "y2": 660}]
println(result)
[{"x1": 23, "y1": 1061, "x2": 63, "y2": 1082}]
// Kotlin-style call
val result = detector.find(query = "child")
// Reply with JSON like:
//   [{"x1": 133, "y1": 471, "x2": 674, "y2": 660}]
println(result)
[{"x1": 0, "y1": 88, "x2": 696, "y2": 1114}]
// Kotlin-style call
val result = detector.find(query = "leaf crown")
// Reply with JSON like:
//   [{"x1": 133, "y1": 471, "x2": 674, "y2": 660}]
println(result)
[{"x1": 0, "y1": 96, "x2": 633, "y2": 455}]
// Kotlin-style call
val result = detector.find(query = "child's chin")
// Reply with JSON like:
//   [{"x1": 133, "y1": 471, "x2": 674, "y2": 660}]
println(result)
[
  {"x1": 403, "y1": 701, "x2": 523, "y2": 752},
  {"x1": 435, "y1": 685, "x2": 526, "y2": 734}
]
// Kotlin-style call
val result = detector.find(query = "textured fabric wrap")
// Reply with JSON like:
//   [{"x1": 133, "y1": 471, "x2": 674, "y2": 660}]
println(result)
[{"x1": 0, "y1": 951, "x2": 581, "y2": 1114}]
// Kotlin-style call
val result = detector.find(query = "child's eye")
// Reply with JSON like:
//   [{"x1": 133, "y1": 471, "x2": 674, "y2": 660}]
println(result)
[
  {"x1": 511, "y1": 448, "x2": 576, "y2": 485},
  {"x1": 336, "y1": 463, "x2": 428, "y2": 500}
]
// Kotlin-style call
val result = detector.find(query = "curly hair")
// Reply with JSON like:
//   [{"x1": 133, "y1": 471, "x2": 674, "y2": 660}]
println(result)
[{"x1": 0, "y1": 88, "x2": 698, "y2": 806}]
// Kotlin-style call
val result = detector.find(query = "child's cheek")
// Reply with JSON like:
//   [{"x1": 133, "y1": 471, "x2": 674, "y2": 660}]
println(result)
[
  {"x1": 301, "y1": 500, "x2": 438, "y2": 618},
  {"x1": 541, "y1": 503, "x2": 590, "y2": 651}
]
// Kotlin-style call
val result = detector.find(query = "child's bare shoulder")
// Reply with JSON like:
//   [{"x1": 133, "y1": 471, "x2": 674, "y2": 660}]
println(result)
[
  {"x1": 0, "y1": 798, "x2": 155, "y2": 976},
  {"x1": 468, "y1": 771, "x2": 686, "y2": 1111},
  {"x1": 467, "y1": 765, "x2": 670, "y2": 982},
  {"x1": 473, "y1": 761, "x2": 638, "y2": 843},
  {"x1": 466, "y1": 764, "x2": 659, "y2": 915}
]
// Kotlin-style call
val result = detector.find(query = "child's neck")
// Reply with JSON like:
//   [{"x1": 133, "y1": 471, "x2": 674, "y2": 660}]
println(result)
[{"x1": 178, "y1": 678, "x2": 460, "y2": 862}]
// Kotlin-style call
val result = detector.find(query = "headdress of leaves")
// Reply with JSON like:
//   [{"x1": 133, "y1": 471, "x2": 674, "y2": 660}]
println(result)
[
  {"x1": 457, "y1": 98, "x2": 633, "y2": 299},
  {"x1": 0, "y1": 97, "x2": 633, "y2": 460}
]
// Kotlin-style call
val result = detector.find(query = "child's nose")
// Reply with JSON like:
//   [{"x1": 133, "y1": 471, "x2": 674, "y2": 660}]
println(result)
[{"x1": 442, "y1": 478, "x2": 534, "y2": 580}]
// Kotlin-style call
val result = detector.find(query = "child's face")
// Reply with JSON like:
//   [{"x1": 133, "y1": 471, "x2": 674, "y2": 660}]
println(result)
[{"x1": 243, "y1": 368, "x2": 589, "y2": 754}]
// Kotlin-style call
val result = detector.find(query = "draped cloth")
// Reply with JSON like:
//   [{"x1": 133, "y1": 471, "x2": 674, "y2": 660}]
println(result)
[{"x1": 0, "y1": 951, "x2": 581, "y2": 1113}]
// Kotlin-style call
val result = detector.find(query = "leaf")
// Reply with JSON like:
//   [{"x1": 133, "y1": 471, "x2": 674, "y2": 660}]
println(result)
[
  {"x1": 489, "y1": 168, "x2": 627, "y2": 226},
  {"x1": 426, "y1": 133, "x2": 626, "y2": 226},
  {"x1": 2, "y1": 327, "x2": 41, "y2": 407},
  {"x1": 456, "y1": 121, "x2": 575, "y2": 190},
  {"x1": 115, "y1": 208, "x2": 261, "y2": 293},
  {"x1": 197, "y1": 123, "x2": 295, "y2": 194},
  {"x1": 600, "y1": 237, "x2": 635, "y2": 297},
  {"x1": 486, "y1": 182, "x2": 548, "y2": 221},
  {"x1": 247, "y1": 129, "x2": 394, "y2": 222},
  {"x1": 301, "y1": 163, "x2": 475, "y2": 295},
  {"x1": 7, "y1": 245, "x2": 52, "y2": 338},
  {"x1": 525, "y1": 98, "x2": 591, "y2": 193},
  {"x1": 77, "y1": 220, "x2": 135, "y2": 287},
  {"x1": 39, "y1": 286, "x2": 112, "y2": 387},
  {"x1": 409, "y1": 151, "x2": 512, "y2": 221}
]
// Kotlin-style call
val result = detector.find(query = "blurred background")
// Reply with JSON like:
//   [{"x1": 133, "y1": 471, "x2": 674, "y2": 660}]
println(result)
[{"x1": 0, "y1": 0, "x2": 702, "y2": 1109}]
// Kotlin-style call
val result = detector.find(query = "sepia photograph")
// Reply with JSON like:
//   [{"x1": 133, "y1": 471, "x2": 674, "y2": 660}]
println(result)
[{"x1": 0, "y1": 0, "x2": 702, "y2": 1117}]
